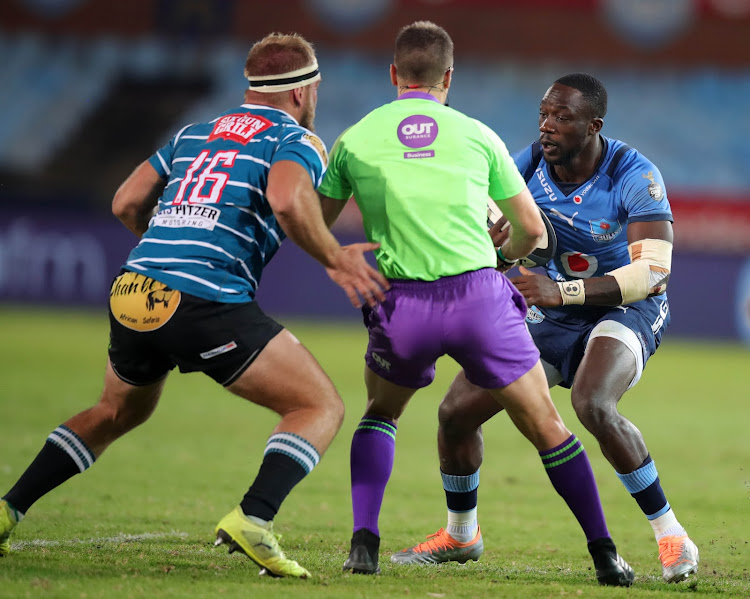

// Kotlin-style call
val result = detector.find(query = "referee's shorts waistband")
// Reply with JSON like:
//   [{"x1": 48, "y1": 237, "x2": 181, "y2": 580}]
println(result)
[{"x1": 386, "y1": 267, "x2": 497, "y2": 291}]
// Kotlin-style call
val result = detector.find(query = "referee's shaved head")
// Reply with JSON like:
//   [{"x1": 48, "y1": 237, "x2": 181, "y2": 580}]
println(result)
[{"x1": 394, "y1": 21, "x2": 453, "y2": 86}]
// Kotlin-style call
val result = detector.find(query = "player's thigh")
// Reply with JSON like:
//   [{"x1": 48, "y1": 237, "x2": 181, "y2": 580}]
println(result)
[
  {"x1": 100, "y1": 359, "x2": 166, "y2": 423},
  {"x1": 108, "y1": 272, "x2": 179, "y2": 386},
  {"x1": 487, "y1": 361, "x2": 569, "y2": 449},
  {"x1": 525, "y1": 306, "x2": 588, "y2": 388},
  {"x1": 574, "y1": 309, "x2": 655, "y2": 402},
  {"x1": 573, "y1": 333, "x2": 636, "y2": 404},
  {"x1": 227, "y1": 329, "x2": 341, "y2": 415},
  {"x1": 445, "y1": 270, "x2": 539, "y2": 390},
  {"x1": 438, "y1": 370, "x2": 502, "y2": 432},
  {"x1": 362, "y1": 287, "x2": 443, "y2": 389},
  {"x1": 363, "y1": 365, "x2": 418, "y2": 421}
]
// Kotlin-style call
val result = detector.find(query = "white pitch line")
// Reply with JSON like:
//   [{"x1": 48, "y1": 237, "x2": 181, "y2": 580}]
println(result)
[{"x1": 13, "y1": 530, "x2": 189, "y2": 549}]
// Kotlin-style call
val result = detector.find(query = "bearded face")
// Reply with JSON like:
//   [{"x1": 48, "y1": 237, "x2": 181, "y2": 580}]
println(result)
[{"x1": 299, "y1": 81, "x2": 319, "y2": 131}]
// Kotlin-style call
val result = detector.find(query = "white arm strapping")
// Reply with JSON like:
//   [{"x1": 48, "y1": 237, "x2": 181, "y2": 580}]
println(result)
[{"x1": 607, "y1": 238, "x2": 672, "y2": 305}]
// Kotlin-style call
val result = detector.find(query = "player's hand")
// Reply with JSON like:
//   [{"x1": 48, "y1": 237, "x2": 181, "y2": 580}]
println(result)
[
  {"x1": 490, "y1": 216, "x2": 515, "y2": 272},
  {"x1": 509, "y1": 266, "x2": 562, "y2": 307},
  {"x1": 325, "y1": 243, "x2": 390, "y2": 308},
  {"x1": 489, "y1": 215, "x2": 510, "y2": 247}
]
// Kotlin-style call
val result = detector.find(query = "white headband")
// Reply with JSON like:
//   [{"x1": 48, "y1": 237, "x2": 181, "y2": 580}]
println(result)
[{"x1": 247, "y1": 62, "x2": 320, "y2": 93}]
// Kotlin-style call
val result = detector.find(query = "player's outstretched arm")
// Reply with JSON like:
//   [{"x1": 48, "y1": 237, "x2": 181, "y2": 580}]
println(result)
[
  {"x1": 318, "y1": 193, "x2": 349, "y2": 228},
  {"x1": 324, "y1": 243, "x2": 389, "y2": 308},
  {"x1": 112, "y1": 161, "x2": 164, "y2": 237},
  {"x1": 510, "y1": 220, "x2": 673, "y2": 307},
  {"x1": 267, "y1": 160, "x2": 389, "y2": 308}
]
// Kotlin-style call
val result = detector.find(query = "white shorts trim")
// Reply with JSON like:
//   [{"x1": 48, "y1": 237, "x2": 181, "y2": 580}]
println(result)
[
  {"x1": 587, "y1": 320, "x2": 644, "y2": 389},
  {"x1": 540, "y1": 358, "x2": 564, "y2": 388}
]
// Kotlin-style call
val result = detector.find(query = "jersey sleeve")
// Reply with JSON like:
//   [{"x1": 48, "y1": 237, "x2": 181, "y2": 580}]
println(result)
[
  {"x1": 272, "y1": 126, "x2": 329, "y2": 189},
  {"x1": 512, "y1": 143, "x2": 534, "y2": 180},
  {"x1": 148, "y1": 133, "x2": 179, "y2": 180},
  {"x1": 617, "y1": 152, "x2": 673, "y2": 224},
  {"x1": 317, "y1": 130, "x2": 353, "y2": 201},
  {"x1": 477, "y1": 121, "x2": 526, "y2": 201}
]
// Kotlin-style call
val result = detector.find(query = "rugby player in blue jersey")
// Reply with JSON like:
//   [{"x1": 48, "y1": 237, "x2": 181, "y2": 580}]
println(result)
[
  {"x1": 396, "y1": 73, "x2": 698, "y2": 584},
  {"x1": 0, "y1": 33, "x2": 388, "y2": 579}
]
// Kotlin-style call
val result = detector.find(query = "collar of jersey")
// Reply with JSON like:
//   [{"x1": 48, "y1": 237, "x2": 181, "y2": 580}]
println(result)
[
  {"x1": 240, "y1": 103, "x2": 299, "y2": 125},
  {"x1": 396, "y1": 91, "x2": 441, "y2": 103}
]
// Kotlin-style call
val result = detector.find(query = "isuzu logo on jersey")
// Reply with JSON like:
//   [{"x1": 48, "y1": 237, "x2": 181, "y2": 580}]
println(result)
[
  {"x1": 589, "y1": 218, "x2": 622, "y2": 242},
  {"x1": 208, "y1": 113, "x2": 272, "y2": 144},
  {"x1": 535, "y1": 169, "x2": 558, "y2": 202},
  {"x1": 397, "y1": 115, "x2": 438, "y2": 149}
]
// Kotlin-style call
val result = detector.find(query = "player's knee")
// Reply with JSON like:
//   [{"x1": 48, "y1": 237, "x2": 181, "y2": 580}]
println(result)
[
  {"x1": 95, "y1": 399, "x2": 151, "y2": 433},
  {"x1": 438, "y1": 397, "x2": 471, "y2": 439},
  {"x1": 305, "y1": 388, "x2": 345, "y2": 428},
  {"x1": 326, "y1": 393, "x2": 346, "y2": 429},
  {"x1": 571, "y1": 391, "x2": 616, "y2": 433}
]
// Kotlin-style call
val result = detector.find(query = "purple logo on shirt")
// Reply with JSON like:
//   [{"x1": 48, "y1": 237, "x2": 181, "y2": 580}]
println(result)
[{"x1": 397, "y1": 115, "x2": 438, "y2": 148}]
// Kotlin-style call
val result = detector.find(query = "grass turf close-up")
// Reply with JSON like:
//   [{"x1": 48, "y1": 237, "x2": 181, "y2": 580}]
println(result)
[{"x1": 1, "y1": 306, "x2": 748, "y2": 598}]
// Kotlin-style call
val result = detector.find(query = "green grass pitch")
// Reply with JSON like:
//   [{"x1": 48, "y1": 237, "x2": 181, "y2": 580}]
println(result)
[{"x1": 0, "y1": 306, "x2": 748, "y2": 598}]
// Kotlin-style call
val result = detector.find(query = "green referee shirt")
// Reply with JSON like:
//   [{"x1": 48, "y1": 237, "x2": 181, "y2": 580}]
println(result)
[{"x1": 318, "y1": 91, "x2": 525, "y2": 281}]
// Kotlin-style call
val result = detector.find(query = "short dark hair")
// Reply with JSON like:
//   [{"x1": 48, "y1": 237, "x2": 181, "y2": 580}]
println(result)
[
  {"x1": 554, "y1": 73, "x2": 608, "y2": 119},
  {"x1": 394, "y1": 21, "x2": 453, "y2": 86}
]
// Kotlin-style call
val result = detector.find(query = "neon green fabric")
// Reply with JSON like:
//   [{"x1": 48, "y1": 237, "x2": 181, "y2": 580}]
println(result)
[{"x1": 319, "y1": 95, "x2": 524, "y2": 280}]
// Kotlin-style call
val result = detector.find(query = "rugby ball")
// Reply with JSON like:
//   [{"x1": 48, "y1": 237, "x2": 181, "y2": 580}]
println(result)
[{"x1": 487, "y1": 201, "x2": 557, "y2": 267}]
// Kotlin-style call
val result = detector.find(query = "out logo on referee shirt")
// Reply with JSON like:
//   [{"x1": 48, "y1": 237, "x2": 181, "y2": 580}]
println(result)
[{"x1": 397, "y1": 115, "x2": 438, "y2": 153}]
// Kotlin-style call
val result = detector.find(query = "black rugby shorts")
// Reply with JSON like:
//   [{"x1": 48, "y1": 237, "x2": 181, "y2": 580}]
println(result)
[{"x1": 108, "y1": 272, "x2": 283, "y2": 387}]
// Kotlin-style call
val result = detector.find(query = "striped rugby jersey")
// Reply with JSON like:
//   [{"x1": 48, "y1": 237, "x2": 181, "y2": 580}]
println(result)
[{"x1": 122, "y1": 104, "x2": 328, "y2": 303}]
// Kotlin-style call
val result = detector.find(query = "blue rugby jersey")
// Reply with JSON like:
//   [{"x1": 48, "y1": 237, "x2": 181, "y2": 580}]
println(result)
[
  {"x1": 123, "y1": 104, "x2": 328, "y2": 302},
  {"x1": 513, "y1": 136, "x2": 672, "y2": 285}
]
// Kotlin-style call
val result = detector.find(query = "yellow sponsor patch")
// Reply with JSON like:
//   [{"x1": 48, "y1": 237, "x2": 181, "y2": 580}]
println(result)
[
  {"x1": 303, "y1": 133, "x2": 328, "y2": 167},
  {"x1": 110, "y1": 272, "x2": 181, "y2": 332}
]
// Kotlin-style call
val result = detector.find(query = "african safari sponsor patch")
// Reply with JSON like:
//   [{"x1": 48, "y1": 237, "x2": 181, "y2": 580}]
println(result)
[{"x1": 110, "y1": 271, "x2": 181, "y2": 332}]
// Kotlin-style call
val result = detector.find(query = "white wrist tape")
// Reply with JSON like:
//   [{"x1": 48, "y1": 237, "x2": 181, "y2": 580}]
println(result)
[
  {"x1": 607, "y1": 238, "x2": 672, "y2": 305},
  {"x1": 558, "y1": 280, "x2": 586, "y2": 305}
]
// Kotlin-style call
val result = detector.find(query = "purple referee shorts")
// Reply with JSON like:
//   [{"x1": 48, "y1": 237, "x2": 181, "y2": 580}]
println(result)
[{"x1": 363, "y1": 267, "x2": 540, "y2": 389}]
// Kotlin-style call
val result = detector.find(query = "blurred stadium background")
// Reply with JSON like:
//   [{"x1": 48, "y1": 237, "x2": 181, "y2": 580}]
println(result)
[{"x1": 1, "y1": 0, "x2": 749, "y2": 343}]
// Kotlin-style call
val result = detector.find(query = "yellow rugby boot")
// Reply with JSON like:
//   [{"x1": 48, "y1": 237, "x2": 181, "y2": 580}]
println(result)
[
  {"x1": 0, "y1": 500, "x2": 21, "y2": 557},
  {"x1": 214, "y1": 507, "x2": 311, "y2": 579}
]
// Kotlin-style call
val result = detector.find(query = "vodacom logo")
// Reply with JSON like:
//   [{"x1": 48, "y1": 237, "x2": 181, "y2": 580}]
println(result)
[{"x1": 560, "y1": 251, "x2": 599, "y2": 278}]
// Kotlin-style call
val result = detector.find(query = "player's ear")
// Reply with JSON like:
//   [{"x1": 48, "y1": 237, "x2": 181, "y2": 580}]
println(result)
[
  {"x1": 390, "y1": 64, "x2": 398, "y2": 87},
  {"x1": 290, "y1": 86, "x2": 305, "y2": 108},
  {"x1": 443, "y1": 65, "x2": 453, "y2": 90},
  {"x1": 590, "y1": 117, "x2": 604, "y2": 135}
]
